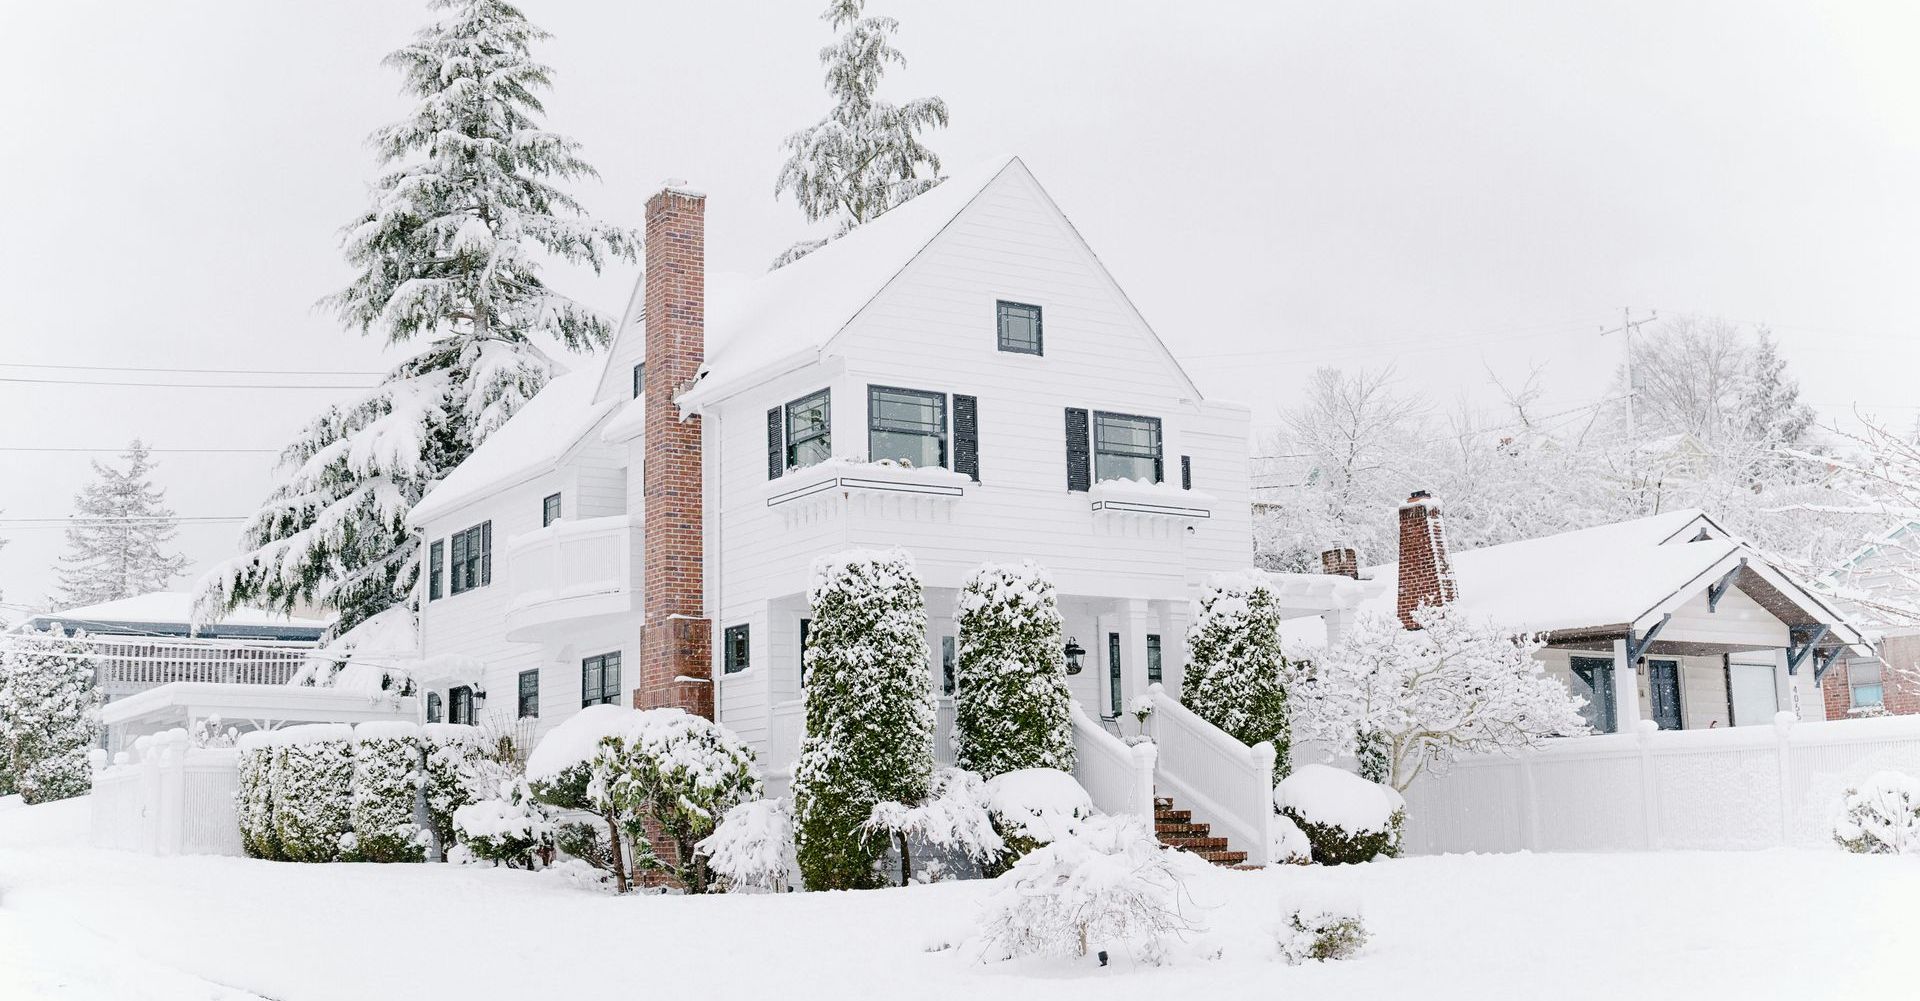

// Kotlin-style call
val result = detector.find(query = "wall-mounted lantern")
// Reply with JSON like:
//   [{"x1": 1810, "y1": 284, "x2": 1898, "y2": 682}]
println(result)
[{"x1": 1064, "y1": 638, "x2": 1086, "y2": 676}]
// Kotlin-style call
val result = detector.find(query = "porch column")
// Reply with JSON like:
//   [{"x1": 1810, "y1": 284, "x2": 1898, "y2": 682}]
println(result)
[
  {"x1": 1612, "y1": 637, "x2": 1643, "y2": 732},
  {"x1": 1158, "y1": 600, "x2": 1190, "y2": 697}
]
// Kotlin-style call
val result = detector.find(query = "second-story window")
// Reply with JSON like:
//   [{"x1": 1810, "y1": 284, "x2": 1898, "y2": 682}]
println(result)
[
  {"x1": 785, "y1": 389, "x2": 831, "y2": 470},
  {"x1": 449, "y1": 521, "x2": 492, "y2": 595},
  {"x1": 997, "y1": 300, "x2": 1043, "y2": 355},
  {"x1": 542, "y1": 493, "x2": 561, "y2": 527},
  {"x1": 1092, "y1": 412, "x2": 1163, "y2": 484},
  {"x1": 428, "y1": 540, "x2": 444, "y2": 601},
  {"x1": 868, "y1": 386, "x2": 947, "y2": 469}
]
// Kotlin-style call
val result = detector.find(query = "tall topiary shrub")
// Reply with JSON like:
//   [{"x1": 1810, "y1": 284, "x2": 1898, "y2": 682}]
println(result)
[
  {"x1": 273, "y1": 724, "x2": 354, "y2": 862},
  {"x1": 234, "y1": 731, "x2": 281, "y2": 860},
  {"x1": 1182, "y1": 572, "x2": 1291, "y2": 772},
  {"x1": 953, "y1": 561, "x2": 1074, "y2": 779},
  {"x1": 793, "y1": 548, "x2": 935, "y2": 890},
  {"x1": 350, "y1": 721, "x2": 426, "y2": 863}
]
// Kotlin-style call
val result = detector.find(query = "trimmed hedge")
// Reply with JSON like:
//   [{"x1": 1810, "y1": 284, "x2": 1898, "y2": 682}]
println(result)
[
  {"x1": 272, "y1": 724, "x2": 355, "y2": 862},
  {"x1": 351, "y1": 721, "x2": 425, "y2": 863}
]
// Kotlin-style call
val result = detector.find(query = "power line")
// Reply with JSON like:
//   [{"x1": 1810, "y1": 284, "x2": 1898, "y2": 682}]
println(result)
[
  {"x1": 0, "y1": 376, "x2": 376, "y2": 390},
  {"x1": 0, "y1": 446, "x2": 280, "y2": 454},
  {"x1": 0, "y1": 361, "x2": 385, "y2": 377}
]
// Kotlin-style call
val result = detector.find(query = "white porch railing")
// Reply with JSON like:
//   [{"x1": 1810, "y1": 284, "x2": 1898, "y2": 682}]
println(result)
[
  {"x1": 1401, "y1": 713, "x2": 1920, "y2": 855},
  {"x1": 89, "y1": 729, "x2": 243, "y2": 857},
  {"x1": 504, "y1": 515, "x2": 637, "y2": 640},
  {"x1": 1070, "y1": 701, "x2": 1157, "y2": 823},
  {"x1": 90, "y1": 638, "x2": 308, "y2": 695},
  {"x1": 1146, "y1": 683, "x2": 1275, "y2": 866}
]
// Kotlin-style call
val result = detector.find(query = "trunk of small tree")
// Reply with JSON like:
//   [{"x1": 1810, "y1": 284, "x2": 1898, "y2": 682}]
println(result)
[{"x1": 605, "y1": 813, "x2": 629, "y2": 894}]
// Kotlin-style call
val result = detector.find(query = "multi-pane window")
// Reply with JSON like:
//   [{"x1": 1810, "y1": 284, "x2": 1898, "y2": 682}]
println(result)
[
  {"x1": 517, "y1": 669, "x2": 540, "y2": 719},
  {"x1": 542, "y1": 493, "x2": 561, "y2": 527},
  {"x1": 1146, "y1": 634, "x2": 1163, "y2": 685},
  {"x1": 582, "y1": 652, "x2": 621, "y2": 707},
  {"x1": 1107, "y1": 633, "x2": 1122, "y2": 716},
  {"x1": 632, "y1": 362, "x2": 645, "y2": 399},
  {"x1": 1851, "y1": 660, "x2": 1886, "y2": 710},
  {"x1": 428, "y1": 540, "x2": 444, "y2": 601},
  {"x1": 868, "y1": 386, "x2": 947, "y2": 469},
  {"x1": 1092, "y1": 412, "x2": 1162, "y2": 484},
  {"x1": 996, "y1": 300, "x2": 1043, "y2": 355},
  {"x1": 942, "y1": 636, "x2": 957, "y2": 696},
  {"x1": 449, "y1": 522, "x2": 491, "y2": 595},
  {"x1": 785, "y1": 390, "x2": 832, "y2": 470},
  {"x1": 426, "y1": 692, "x2": 443, "y2": 723},
  {"x1": 449, "y1": 686, "x2": 474, "y2": 725},
  {"x1": 723, "y1": 625, "x2": 751, "y2": 675}
]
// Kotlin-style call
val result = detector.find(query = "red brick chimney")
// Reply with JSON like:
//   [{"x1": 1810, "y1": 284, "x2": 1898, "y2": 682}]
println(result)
[
  {"x1": 637, "y1": 183, "x2": 713, "y2": 719},
  {"x1": 1396, "y1": 490, "x2": 1457, "y2": 629},
  {"x1": 1320, "y1": 547, "x2": 1359, "y2": 579}
]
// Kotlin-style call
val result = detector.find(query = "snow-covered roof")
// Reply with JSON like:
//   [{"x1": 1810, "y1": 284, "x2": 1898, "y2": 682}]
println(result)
[
  {"x1": 31, "y1": 592, "x2": 326, "y2": 639},
  {"x1": 408, "y1": 368, "x2": 617, "y2": 527}
]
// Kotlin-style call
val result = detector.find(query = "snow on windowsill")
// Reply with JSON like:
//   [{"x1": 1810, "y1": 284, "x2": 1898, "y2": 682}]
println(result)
[
  {"x1": 767, "y1": 457, "x2": 971, "y2": 506},
  {"x1": 1087, "y1": 477, "x2": 1214, "y2": 518}
]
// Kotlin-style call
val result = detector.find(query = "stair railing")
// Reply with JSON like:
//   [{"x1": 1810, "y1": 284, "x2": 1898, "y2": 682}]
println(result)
[
  {"x1": 1145, "y1": 683, "x2": 1274, "y2": 866},
  {"x1": 1069, "y1": 700, "x2": 1157, "y2": 824}
]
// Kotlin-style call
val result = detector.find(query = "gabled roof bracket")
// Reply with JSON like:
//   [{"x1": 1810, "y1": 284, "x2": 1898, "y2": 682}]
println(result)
[
  {"x1": 1626, "y1": 613, "x2": 1672, "y2": 664},
  {"x1": 1812, "y1": 646, "x2": 1844, "y2": 687},
  {"x1": 1786, "y1": 623, "x2": 1831, "y2": 676},
  {"x1": 1707, "y1": 558, "x2": 1747, "y2": 612}
]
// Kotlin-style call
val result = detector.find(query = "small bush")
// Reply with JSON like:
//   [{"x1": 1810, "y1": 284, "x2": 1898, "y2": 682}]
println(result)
[
  {"x1": 1833, "y1": 770, "x2": 1920, "y2": 855},
  {"x1": 234, "y1": 732, "x2": 280, "y2": 860},
  {"x1": 973, "y1": 814, "x2": 1198, "y2": 964},
  {"x1": 350, "y1": 721, "x2": 425, "y2": 863},
  {"x1": 422, "y1": 723, "x2": 491, "y2": 856},
  {"x1": 1274, "y1": 764, "x2": 1404, "y2": 865},
  {"x1": 865, "y1": 767, "x2": 1006, "y2": 883},
  {"x1": 982, "y1": 767, "x2": 1092, "y2": 875},
  {"x1": 454, "y1": 776, "x2": 556, "y2": 868},
  {"x1": 701, "y1": 798, "x2": 796, "y2": 892},
  {"x1": 272, "y1": 724, "x2": 354, "y2": 863},
  {"x1": 1278, "y1": 909, "x2": 1368, "y2": 965}
]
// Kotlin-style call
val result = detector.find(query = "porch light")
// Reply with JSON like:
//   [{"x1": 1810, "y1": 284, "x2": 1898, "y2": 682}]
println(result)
[{"x1": 1064, "y1": 638, "x2": 1086, "y2": 675}]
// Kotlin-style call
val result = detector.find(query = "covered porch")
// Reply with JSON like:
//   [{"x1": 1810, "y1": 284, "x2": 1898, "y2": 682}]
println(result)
[{"x1": 99, "y1": 681, "x2": 418, "y2": 754}]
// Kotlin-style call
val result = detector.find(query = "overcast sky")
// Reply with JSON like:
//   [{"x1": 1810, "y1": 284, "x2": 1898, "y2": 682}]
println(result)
[{"x1": 3, "y1": 1, "x2": 1918, "y2": 614}]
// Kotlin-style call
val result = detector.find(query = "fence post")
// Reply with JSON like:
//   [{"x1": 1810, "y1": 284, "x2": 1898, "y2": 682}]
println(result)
[
  {"x1": 1636, "y1": 720, "x2": 1659, "y2": 850},
  {"x1": 1773, "y1": 711, "x2": 1796, "y2": 846},
  {"x1": 156, "y1": 730, "x2": 188, "y2": 856},
  {"x1": 1520, "y1": 750, "x2": 1541, "y2": 851}
]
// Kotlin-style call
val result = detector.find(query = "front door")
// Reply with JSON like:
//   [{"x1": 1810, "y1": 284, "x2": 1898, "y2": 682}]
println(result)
[
  {"x1": 1648, "y1": 659, "x2": 1684, "y2": 729},
  {"x1": 1569, "y1": 656, "x2": 1618, "y2": 733}
]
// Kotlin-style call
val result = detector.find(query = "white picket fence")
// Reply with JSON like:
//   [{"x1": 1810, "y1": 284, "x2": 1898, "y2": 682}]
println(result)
[
  {"x1": 89, "y1": 729, "x2": 243, "y2": 857},
  {"x1": 1402, "y1": 713, "x2": 1920, "y2": 855},
  {"x1": 1068, "y1": 701, "x2": 1157, "y2": 823},
  {"x1": 1145, "y1": 683, "x2": 1275, "y2": 865}
]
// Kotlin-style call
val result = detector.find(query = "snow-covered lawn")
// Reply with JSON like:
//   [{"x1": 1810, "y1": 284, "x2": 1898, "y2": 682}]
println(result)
[{"x1": 1, "y1": 797, "x2": 1911, "y2": 1000}]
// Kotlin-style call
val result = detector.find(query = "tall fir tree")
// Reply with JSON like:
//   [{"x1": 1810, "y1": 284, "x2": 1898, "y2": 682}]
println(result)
[
  {"x1": 200, "y1": 0, "x2": 636, "y2": 636},
  {"x1": 793, "y1": 549, "x2": 935, "y2": 890},
  {"x1": 1182, "y1": 573, "x2": 1291, "y2": 773},
  {"x1": 772, "y1": 0, "x2": 949, "y2": 268},
  {"x1": 54, "y1": 440, "x2": 188, "y2": 609},
  {"x1": 0, "y1": 625, "x2": 102, "y2": 804},
  {"x1": 952, "y1": 561, "x2": 1075, "y2": 779}
]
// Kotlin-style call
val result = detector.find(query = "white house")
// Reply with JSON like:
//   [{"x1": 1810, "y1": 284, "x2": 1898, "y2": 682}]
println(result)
[
  {"x1": 405, "y1": 157, "x2": 1254, "y2": 818},
  {"x1": 1274, "y1": 494, "x2": 1873, "y2": 731}
]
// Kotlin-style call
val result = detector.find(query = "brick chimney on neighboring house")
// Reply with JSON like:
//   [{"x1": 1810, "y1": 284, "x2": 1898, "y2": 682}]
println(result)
[
  {"x1": 1320, "y1": 547, "x2": 1359, "y2": 579},
  {"x1": 1396, "y1": 490, "x2": 1458, "y2": 629},
  {"x1": 637, "y1": 183, "x2": 714, "y2": 720}
]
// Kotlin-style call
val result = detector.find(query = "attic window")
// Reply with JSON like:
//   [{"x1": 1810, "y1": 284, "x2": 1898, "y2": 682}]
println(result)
[{"x1": 997, "y1": 301, "x2": 1043, "y2": 355}]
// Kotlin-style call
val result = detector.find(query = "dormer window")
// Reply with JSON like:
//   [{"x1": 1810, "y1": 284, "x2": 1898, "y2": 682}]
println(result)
[{"x1": 997, "y1": 300, "x2": 1043, "y2": 355}]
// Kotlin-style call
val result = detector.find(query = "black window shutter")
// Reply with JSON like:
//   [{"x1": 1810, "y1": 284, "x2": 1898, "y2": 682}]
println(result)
[
  {"x1": 480, "y1": 521, "x2": 493, "y2": 586},
  {"x1": 767, "y1": 407, "x2": 783, "y2": 479},
  {"x1": 1065, "y1": 408, "x2": 1091, "y2": 492},
  {"x1": 1180, "y1": 454, "x2": 1192, "y2": 490},
  {"x1": 953, "y1": 394, "x2": 979, "y2": 482}
]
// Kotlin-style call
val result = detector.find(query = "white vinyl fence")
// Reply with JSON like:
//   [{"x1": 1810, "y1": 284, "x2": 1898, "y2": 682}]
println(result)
[
  {"x1": 1069, "y1": 701, "x2": 1157, "y2": 823},
  {"x1": 1145, "y1": 683, "x2": 1276, "y2": 865},
  {"x1": 1402, "y1": 713, "x2": 1920, "y2": 855},
  {"x1": 89, "y1": 728, "x2": 243, "y2": 857}
]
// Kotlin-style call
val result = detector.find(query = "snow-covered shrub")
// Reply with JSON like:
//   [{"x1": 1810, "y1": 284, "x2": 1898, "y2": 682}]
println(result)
[
  {"x1": 600, "y1": 708, "x2": 762, "y2": 892},
  {"x1": 983, "y1": 767, "x2": 1093, "y2": 873},
  {"x1": 1274, "y1": 764, "x2": 1405, "y2": 865},
  {"x1": 1182, "y1": 573, "x2": 1291, "y2": 771},
  {"x1": 350, "y1": 721, "x2": 425, "y2": 863},
  {"x1": 272, "y1": 724, "x2": 355, "y2": 862},
  {"x1": 1833, "y1": 770, "x2": 1920, "y2": 855},
  {"x1": 189, "y1": 715, "x2": 239, "y2": 749},
  {"x1": 454, "y1": 776, "x2": 556, "y2": 868},
  {"x1": 973, "y1": 814, "x2": 1198, "y2": 963},
  {"x1": 422, "y1": 723, "x2": 491, "y2": 855},
  {"x1": 700, "y1": 798, "x2": 796, "y2": 893},
  {"x1": 527, "y1": 705, "x2": 648, "y2": 892},
  {"x1": 953, "y1": 562, "x2": 1074, "y2": 779},
  {"x1": 1270, "y1": 812, "x2": 1311, "y2": 865},
  {"x1": 0, "y1": 625, "x2": 102, "y2": 804},
  {"x1": 1278, "y1": 908, "x2": 1368, "y2": 964},
  {"x1": 1294, "y1": 604, "x2": 1587, "y2": 792},
  {"x1": 793, "y1": 548, "x2": 935, "y2": 891},
  {"x1": 234, "y1": 731, "x2": 281, "y2": 860},
  {"x1": 865, "y1": 767, "x2": 1006, "y2": 882}
]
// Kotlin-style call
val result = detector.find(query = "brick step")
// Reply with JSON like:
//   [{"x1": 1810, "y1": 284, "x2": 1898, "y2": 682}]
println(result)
[
  {"x1": 1153, "y1": 796, "x2": 1174, "y2": 810},
  {"x1": 1155, "y1": 821, "x2": 1210, "y2": 837},
  {"x1": 1198, "y1": 849, "x2": 1249, "y2": 865},
  {"x1": 1160, "y1": 835, "x2": 1231, "y2": 852},
  {"x1": 1153, "y1": 809, "x2": 1192, "y2": 825}
]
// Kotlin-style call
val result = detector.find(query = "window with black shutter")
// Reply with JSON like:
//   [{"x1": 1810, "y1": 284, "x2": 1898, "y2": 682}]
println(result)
[
  {"x1": 428, "y1": 540, "x2": 444, "y2": 601},
  {"x1": 952, "y1": 395, "x2": 979, "y2": 481},
  {"x1": 1064, "y1": 408, "x2": 1091, "y2": 492},
  {"x1": 1092, "y1": 412, "x2": 1163, "y2": 484},
  {"x1": 449, "y1": 522, "x2": 491, "y2": 594},
  {"x1": 517, "y1": 669, "x2": 540, "y2": 718},
  {"x1": 542, "y1": 493, "x2": 561, "y2": 527},
  {"x1": 723, "y1": 624, "x2": 751, "y2": 674},
  {"x1": 867, "y1": 386, "x2": 947, "y2": 469},
  {"x1": 768, "y1": 389, "x2": 832, "y2": 476},
  {"x1": 767, "y1": 407, "x2": 784, "y2": 479},
  {"x1": 1180, "y1": 455, "x2": 1192, "y2": 490},
  {"x1": 996, "y1": 301, "x2": 1043, "y2": 355}
]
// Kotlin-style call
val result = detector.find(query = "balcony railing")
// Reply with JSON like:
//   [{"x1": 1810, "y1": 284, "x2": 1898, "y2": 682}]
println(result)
[{"x1": 504, "y1": 515, "x2": 639, "y2": 641}]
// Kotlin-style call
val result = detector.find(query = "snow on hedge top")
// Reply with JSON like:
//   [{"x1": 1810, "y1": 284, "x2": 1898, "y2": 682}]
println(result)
[
  {"x1": 408, "y1": 368, "x2": 615, "y2": 527},
  {"x1": 809, "y1": 547, "x2": 919, "y2": 603},
  {"x1": 1275, "y1": 764, "x2": 1405, "y2": 834},
  {"x1": 683, "y1": 156, "x2": 1017, "y2": 405},
  {"x1": 524, "y1": 704, "x2": 752, "y2": 788},
  {"x1": 985, "y1": 768, "x2": 1093, "y2": 842}
]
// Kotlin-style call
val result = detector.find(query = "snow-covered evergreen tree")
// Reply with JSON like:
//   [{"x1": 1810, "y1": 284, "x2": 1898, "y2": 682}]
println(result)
[
  {"x1": 793, "y1": 548, "x2": 935, "y2": 890},
  {"x1": 0, "y1": 625, "x2": 101, "y2": 804},
  {"x1": 53, "y1": 440, "x2": 188, "y2": 609},
  {"x1": 1182, "y1": 573, "x2": 1291, "y2": 771},
  {"x1": 200, "y1": 0, "x2": 636, "y2": 636},
  {"x1": 952, "y1": 562, "x2": 1074, "y2": 779},
  {"x1": 771, "y1": 0, "x2": 949, "y2": 268}
]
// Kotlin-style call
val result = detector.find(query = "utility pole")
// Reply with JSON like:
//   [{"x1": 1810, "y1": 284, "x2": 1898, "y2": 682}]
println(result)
[{"x1": 1601, "y1": 307, "x2": 1658, "y2": 506}]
